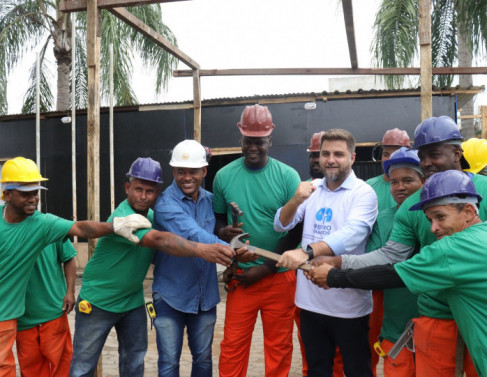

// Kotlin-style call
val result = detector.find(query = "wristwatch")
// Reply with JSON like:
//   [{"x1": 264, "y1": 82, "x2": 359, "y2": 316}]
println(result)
[{"x1": 303, "y1": 244, "x2": 315, "y2": 261}]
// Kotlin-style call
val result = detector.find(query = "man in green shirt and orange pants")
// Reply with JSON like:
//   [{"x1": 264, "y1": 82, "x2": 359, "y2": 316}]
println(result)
[{"x1": 0, "y1": 156, "x2": 152, "y2": 377}]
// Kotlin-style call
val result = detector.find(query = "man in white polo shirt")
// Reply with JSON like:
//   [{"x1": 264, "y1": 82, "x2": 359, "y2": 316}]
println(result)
[{"x1": 275, "y1": 129, "x2": 378, "y2": 377}]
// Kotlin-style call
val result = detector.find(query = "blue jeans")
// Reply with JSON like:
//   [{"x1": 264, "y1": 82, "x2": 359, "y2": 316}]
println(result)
[
  {"x1": 153, "y1": 292, "x2": 216, "y2": 377},
  {"x1": 69, "y1": 298, "x2": 147, "y2": 377}
]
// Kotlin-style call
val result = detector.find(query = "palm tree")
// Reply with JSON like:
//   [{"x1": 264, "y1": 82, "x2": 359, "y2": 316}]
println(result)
[
  {"x1": 0, "y1": 0, "x2": 178, "y2": 115},
  {"x1": 372, "y1": 0, "x2": 487, "y2": 137}
]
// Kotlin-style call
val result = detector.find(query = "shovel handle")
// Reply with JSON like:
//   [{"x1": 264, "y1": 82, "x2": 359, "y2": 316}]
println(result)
[{"x1": 248, "y1": 245, "x2": 312, "y2": 272}]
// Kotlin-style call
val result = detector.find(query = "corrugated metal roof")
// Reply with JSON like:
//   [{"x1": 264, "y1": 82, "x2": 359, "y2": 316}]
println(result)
[{"x1": 1, "y1": 85, "x2": 483, "y2": 120}]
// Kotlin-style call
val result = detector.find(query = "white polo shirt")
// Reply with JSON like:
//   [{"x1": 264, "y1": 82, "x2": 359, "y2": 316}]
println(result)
[{"x1": 275, "y1": 171, "x2": 378, "y2": 318}]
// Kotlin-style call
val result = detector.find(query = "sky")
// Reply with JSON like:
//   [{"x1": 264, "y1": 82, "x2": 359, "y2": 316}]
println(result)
[{"x1": 5, "y1": 0, "x2": 487, "y2": 113}]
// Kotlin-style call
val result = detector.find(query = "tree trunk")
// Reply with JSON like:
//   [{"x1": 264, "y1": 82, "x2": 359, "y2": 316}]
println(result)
[
  {"x1": 458, "y1": 27, "x2": 474, "y2": 138},
  {"x1": 53, "y1": 12, "x2": 72, "y2": 111}
]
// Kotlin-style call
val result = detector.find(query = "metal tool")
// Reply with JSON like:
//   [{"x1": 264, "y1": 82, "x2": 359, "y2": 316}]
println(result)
[
  {"x1": 388, "y1": 320, "x2": 415, "y2": 359},
  {"x1": 227, "y1": 202, "x2": 243, "y2": 227},
  {"x1": 229, "y1": 233, "x2": 312, "y2": 272}
]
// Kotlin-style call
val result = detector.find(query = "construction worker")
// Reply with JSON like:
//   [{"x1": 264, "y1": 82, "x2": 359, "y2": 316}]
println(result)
[
  {"x1": 289, "y1": 116, "x2": 486, "y2": 377},
  {"x1": 15, "y1": 239, "x2": 77, "y2": 377},
  {"x1": 275, "y1": 129, "x2": 378, "y2": 377},
  {"x1": 0, "y1": 156, "x2": 151, "y2": 377},
  {"x1": 311, "y1": 170, "x2": 487, "y2": 376},
  {"x1": 308, "y1": 131, "x2": 325, "y2": 180},
  {"x1": 214, "y1": 104, "x2": 301, "y2": 377},
  {"x1": 463, "y1": 138, "x2": 487, "y2": 176},
  {"x1": 367, "y1": 128, "x2": 411, "y2": 212},
  {"x1": 152, "y1": 140, "x2": 254, "y2": 377},
  {"x1": 361, "y1": 147, "x2": 423, "y2": 377},
  {"x1": 366, "y1": 128, "x2": 411, "y2": 376},
  {"x1": 69, "y1": 157, "x2": 237, "y2": 377}
]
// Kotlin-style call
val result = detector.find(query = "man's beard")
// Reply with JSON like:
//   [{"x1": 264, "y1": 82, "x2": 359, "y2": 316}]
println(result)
[
  {"x1": 324, "y1": 167, "x2": 348, "y2": 182},
  {"x1": 310, "y1": 163, "x2": 324, "y2": 179}
]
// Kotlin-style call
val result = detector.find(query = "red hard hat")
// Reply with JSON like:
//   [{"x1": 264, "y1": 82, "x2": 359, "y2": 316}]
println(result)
[
  {"x1": 237, "y1": 104, "x2": 275, "y2": 137},
  {"x1": 307, "y1": 131, "x2": 325, "y2": 152},
  {"x1": 382, "y1": 128, "x2": 411, "y2": 147}
]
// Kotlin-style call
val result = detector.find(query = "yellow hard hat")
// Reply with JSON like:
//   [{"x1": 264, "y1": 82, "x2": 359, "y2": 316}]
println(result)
[
  {"x1": 462, "y1": 138, "x2": 487, "y2": 174},
  {"x1": 0, "y1": 157, "x2": 48, "y2": 183}
]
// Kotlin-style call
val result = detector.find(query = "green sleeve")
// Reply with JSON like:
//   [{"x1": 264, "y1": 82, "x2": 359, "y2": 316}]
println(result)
[{"x1": 212, "y1": 171, "x2": 227, "y2": 214}]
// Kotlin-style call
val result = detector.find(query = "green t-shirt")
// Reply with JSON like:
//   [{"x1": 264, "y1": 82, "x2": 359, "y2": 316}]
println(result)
[
  {"x1": 366, "y1": 174, "x2": 395, "y2": 213},
  {"x1": 17, "y1": 239, "x2": 77, "y2": 331},
  {"x1": 366, "y1": 206, "x2": 419, "y2": 343},
  {"x1": 395, "y1": 223, "x2": 487, "y2": 376},
  {"x1": 389, "y1": 173, "x2": 487, "y2": 318},
  {"x1": 80, "y1": 200, "x2": 154, "y2": 313},
  {"x1": 213, "y1": 157, "x2": 301, "y2": 270},
  {"x1": 0, "y1": 207, "x2": 74, "y2": 321}
]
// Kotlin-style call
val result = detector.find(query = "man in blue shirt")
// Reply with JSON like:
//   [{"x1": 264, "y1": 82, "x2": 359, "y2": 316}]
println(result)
[{"x1": 152, "y1": 140, "x2": 252, "y2": 377}]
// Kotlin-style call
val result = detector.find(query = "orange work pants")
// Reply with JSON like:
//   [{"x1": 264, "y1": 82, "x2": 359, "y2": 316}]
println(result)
[
  {"x1": 413, "y1": 316, "x2": 477, "y2": 377},
  {"x1": 16, "y1": 314, "x2": 72, "y2": 377},
  {"x1": 369, "y1": 290, "x2": 384, "y2": 377},
  {"x1": 0, "y1": 319, "x2": 17, "y2": 377},
  {"x1": 380, "y1": 338, "x2": 415, "y2": 377},
  {"x1": 219, "y1": 270, "x2": 296, "y2": 377}
]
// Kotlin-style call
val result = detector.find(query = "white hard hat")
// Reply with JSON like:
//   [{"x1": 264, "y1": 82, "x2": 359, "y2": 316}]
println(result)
[{"x1": 170, "y1": 140, "x2": 208, "y2": 168}]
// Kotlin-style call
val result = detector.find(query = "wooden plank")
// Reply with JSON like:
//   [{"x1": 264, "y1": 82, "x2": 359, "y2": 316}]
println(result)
[
  {"x1": 108, "y1": 7, "x2": 199, "y2": 69},
  {"x1": 342, "y1": 0, "x2": 358, "y2": 69},
  {"x1": 419, "y1": 0, "x2": 432, "y2": 120},
  {"x1": 210, "y1": 147, "x2": 242, "y2": 156},
  {"x1": 458, "y1": 114, "x2": 481, "y2": 119},
  {"x1": 86, "y1": 0, "x2": 102, "y2": 372},
  {"x1": 481, "y1": 106, "x2": 487, "y2": 139},
  {"x1": 193, "y1": 70, "x2": 201, "y2": 142},
  {"x1": 59, "y1": 0, "x2": 188, "y2": 13},
  {"x1": 173, "y1": 67, "x2": 487, "y2": 77}
]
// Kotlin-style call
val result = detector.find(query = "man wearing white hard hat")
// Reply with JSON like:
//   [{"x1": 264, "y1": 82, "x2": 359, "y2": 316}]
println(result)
[{"x1": 152, "y1": 140, "x2": 254, "y2": 377}]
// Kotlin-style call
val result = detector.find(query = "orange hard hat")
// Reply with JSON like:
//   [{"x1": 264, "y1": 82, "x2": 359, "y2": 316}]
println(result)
[
  {"x1": 382, "y1": 128, "x2": 411, "y2": 147},
  {"x1": 307, "y1": 131, "x2": 325, "y2": 152},
  {"x1": 237, "y1": 104, "x2": 275, "y2": 137}
]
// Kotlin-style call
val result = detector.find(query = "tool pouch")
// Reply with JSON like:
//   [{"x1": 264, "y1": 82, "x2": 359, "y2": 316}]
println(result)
[{"x1": 222, "y1": 260, "x2": 239, "y2": 292}]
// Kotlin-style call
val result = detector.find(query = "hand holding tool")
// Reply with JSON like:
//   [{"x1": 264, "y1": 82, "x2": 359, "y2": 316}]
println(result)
[{"x1": 230, "y1": 233, "x2": 311, "y2": 272}]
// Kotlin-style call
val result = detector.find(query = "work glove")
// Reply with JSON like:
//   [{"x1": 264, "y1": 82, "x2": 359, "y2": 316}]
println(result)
[{"x1": 113, "y1": 214, "x2": 152, "y2": 243}]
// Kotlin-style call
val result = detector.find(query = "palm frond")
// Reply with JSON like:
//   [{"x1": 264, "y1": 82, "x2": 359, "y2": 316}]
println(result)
[
  {"x1": 0, "y1": 0, "x2": 48, "y2": 73},
  {"x1": 431, "y1": 0, "x2": 456, "y2": 87},
  {"x1": 455, "y1": 0, "x2": 487, "y2": 56},
  {"x1": 371, "y1": 0, "x2": 419, "y2": 88},
  {"x1": 22, "y1": 39, "x2": 54, "y2": 113},
  {"x1": 73, "y1": 30, "x2": 87, "y2": 110},
  {"x1": 125, "y1": 4, "x2": 178, "y2": 93}
]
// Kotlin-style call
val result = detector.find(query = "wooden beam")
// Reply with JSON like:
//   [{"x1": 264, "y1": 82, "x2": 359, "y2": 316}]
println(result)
[
  {"x1": 342, "y1": 0, "x2": 358, "y2": 69},
  {"x1": 173, "y1": 67, "x2": 487, "y2": 77},
  {"x1": 481, "y1": 106, "x2": 487, "y2": 139},
  {"x1": 59, "y1": 0, "x2": 188, "y2": 13},
  {"x1": 108, "y1": 7, "x2": 199, "y2": 69},
  {"x1": 86, "y1": 0, "x2": 101, "y2": 372},
  {"x1": 193, "y1": 70, "x2": 201, "y2": 142},
  {"x1": 419, "y1": 0, "x2": 432, "y2": 120}
]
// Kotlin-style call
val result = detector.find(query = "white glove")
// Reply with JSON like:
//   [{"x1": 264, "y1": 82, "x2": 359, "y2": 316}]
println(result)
[{"x1": 113, "y1": 214, "x2": 152, "y2": 243}]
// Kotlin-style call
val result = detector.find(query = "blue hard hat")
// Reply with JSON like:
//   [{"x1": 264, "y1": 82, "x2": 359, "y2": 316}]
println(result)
[
  {"x1": 383, "y1": 147, "x2": 421, "y2": 177},
  {"x1": 409, "y1": 170, "x2": 482, "y2": 211},
  {"x1": 126, "y1": 157, "x2": 163, "y2": 184},
  {"x1": 414, "y1": 116, "x2": 463, "y2": 149}
]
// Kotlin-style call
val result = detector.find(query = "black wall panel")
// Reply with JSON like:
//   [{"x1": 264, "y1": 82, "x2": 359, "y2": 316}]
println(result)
[{"x1": 0, "y1": 94, "x2": 456, "y2": 220}]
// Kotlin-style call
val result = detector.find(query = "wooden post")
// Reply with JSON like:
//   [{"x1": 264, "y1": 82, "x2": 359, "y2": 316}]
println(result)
[
  {"x1": 419, "y1": 0, "x2": 432, "y2": 120},
  {"x1": 481, "y1": 106, "x2": 487, "y2": 139},
  {"x1": 193, "y1": 69, "x2": 201, "y2": 142},
  {"x1": 86, "y1": 0, "x2": 102, "y2": 373}
]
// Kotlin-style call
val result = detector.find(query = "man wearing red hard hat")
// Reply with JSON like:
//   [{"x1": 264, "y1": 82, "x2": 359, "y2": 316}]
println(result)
[{"x1": 213, "y1": 104, "x2": 301, "y2": 377}]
